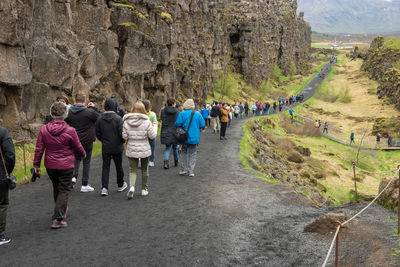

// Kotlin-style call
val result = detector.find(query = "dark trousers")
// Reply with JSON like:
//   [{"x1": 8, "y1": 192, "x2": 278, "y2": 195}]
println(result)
[
  {"x1": 149, "y1": 139, "x2": 155, "y2": 162},
  {"x1": 74, "y1": 142, "x2": 93, "y2": 186},
  {"x1": 47, "y1": 169, "x2": 73, "y2": 221},
  {"x1": 205, "y1": 118, "x2": 211, "y2": 126},
  {"x1": 0, "y1": 182, "x2": 9, "y2": 236},
  {"x1": 220, "y1": 122, "x2": 228, "y2": 137},
  {"x1": 102, "y1": 152, "x2": 124, "y2": 189}
]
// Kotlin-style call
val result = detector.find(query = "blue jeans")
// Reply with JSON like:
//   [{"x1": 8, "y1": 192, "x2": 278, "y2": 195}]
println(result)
[
  {"x1": 149, "y1": 139, "x2": 155, "y2": 162},
  {"x1": 164, "y1": 144, "x2": 179, "y2": 161}
]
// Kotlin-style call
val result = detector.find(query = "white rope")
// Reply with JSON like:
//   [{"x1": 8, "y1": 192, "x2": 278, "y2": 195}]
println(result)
[
  {"x1": 354, "y1": 165, "x2": 398, "y2": 174},
  {"x1": 321, "y1": 168, "x2": 399, "y2": 266},
  {"x1": 321, "y1": 225, "x2": 341, "y2": 267},
  {"x1": 342, "y1": 168, "x2": 399, "y2": 226}
]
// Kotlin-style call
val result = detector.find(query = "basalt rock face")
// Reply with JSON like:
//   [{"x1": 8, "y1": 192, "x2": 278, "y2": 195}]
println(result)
[
  {"x1": 362, "y1": 36, "x2": 400, "y2": 110},
  {"x1": 0, "y1": 0, "x2": 311, "y2": 139}
]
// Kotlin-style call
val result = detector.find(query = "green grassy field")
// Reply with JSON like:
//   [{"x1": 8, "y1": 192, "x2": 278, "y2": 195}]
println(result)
[{"x1": 14, "y1": 141, "x2": 103, "y2": 184}]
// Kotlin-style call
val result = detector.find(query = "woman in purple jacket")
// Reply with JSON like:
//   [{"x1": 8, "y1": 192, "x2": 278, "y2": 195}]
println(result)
[{"x1": 33, "y1": 102, "x2": 86, "y2": 229}]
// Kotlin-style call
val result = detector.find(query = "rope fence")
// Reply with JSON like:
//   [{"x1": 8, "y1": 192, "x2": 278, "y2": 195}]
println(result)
[
  {"x1": 321, "y1": 167, "x2": 400, "y2": 267},
  {"x1": 354, "y1": 165, "x2": 398, "y2": 174}
]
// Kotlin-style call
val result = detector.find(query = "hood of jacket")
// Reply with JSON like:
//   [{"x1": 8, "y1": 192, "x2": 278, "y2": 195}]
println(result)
[
  {"x1": 123, "y1": 113, "x2": 149, "y2": 127},
  {"x1": 101, "y1": 111, "x2": 118, "y2": 122},
  {"x1": 104, "y1": 98, "x2": 118, "y2": 112},
  {"x1": 69, "y1": 104, "x2": 87, "y2": 114},
  {"x1": 164, "y1": 106, "x2": 179, "y2": 115},
  {"x1": 46, "y1": 120, "x2": 68, "y2": 136}
]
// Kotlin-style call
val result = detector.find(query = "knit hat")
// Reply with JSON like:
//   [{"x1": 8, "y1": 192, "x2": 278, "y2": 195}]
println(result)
[
  {"x1": 183, "y1": 99, "x2": 195, "y2": 110},
  {"x1": 50, "y1": 102, "x2": 68, "y2": 120}
]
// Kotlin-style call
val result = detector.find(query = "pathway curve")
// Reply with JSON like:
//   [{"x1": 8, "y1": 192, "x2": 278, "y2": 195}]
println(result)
[{"x1": 0, "y1": 63, "x2": 398, "y2": 266}]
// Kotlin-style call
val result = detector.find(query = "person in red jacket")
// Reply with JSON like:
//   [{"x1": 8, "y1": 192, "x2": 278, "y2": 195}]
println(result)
[{"x1": 33, "y1": 102, "x2": 86, "y2": 229}]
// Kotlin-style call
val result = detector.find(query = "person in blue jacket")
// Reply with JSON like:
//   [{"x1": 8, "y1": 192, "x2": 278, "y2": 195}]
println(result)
[
  {"x1": 200, "y1": 105, "x2": 210, "y2": 128},
  {"x1": 174, "y1": 99, "x2": 205, "y2": 177}
]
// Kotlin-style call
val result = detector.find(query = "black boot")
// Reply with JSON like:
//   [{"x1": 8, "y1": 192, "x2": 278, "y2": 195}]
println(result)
[
  {"x1": 174, "y1": 160, "x2": 178, "y2": 167},
  {"x1": 164, "y1": 160, "x2": 169, "y2": 169}
]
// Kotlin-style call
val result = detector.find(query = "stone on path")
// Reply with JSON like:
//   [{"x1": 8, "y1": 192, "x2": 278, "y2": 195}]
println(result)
[{"x1": 304, "y1": 212, "x2": 349, "y2": 234}]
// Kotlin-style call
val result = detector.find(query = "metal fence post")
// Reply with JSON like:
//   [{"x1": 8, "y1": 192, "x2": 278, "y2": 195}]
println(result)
[
  {"x1": 335, "y1": 222, "x2": 341, "y2": 267},
  {"x1": 23, "y1": 142, "x2": 26, "y2": 175}
]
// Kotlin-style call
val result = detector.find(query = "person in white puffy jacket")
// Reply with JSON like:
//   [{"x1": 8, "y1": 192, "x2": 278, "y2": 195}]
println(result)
[{"x1": 122, "y1": 101, "x2": 157, "y2": 199}]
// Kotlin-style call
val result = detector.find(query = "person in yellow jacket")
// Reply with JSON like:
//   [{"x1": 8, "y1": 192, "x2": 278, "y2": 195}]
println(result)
[{"x1": 220, "y1": 104, "x2": 230, "y2": 140}]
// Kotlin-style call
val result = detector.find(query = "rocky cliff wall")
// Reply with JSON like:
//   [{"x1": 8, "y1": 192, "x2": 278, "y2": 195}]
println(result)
[
  {"x1": 0, "y1": 0, "x2": 311, "y2": 139},
  {"x1": 362, "y1": 36, "x2": 400, "y2": 110}
]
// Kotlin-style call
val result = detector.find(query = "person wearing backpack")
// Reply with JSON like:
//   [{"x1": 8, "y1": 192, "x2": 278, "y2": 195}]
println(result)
[
  {"x1": 123, "y1": 102, "x2": 157, "y2": 198},
  {"x1": 0, "y1": 125, "x2": 15, "y2": 245},
  {"x1": 174, "y1": 99, "x2": 205, "y2": 177},
  {"x1": 95, "y1": 98, "x2": 128, "y2": 196}
]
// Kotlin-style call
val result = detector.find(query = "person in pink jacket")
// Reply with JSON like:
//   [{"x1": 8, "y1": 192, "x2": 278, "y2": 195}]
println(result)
[{"x1": 33, "y1": 102, "x2": 86, "y2": 229}]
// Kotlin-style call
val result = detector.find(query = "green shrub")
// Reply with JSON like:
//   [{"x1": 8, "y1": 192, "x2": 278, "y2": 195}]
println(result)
[
  {"x1": 288, "y1": 61, "x2": 297, "y2": 77},
  {"x1": 213, "y1": 70, "x2": 237, "y2": 100},
  {"x1": 270, "y1": 63, "x2": 283, "y2": 82}
]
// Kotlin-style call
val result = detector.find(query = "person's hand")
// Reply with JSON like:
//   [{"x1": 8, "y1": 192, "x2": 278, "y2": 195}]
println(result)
[
  {"x1": 36, "y1": 168, "x2": 41, "y2": 176},
  {"x1": 88, "y1": 102, "x2": 95, "y2": 107}
]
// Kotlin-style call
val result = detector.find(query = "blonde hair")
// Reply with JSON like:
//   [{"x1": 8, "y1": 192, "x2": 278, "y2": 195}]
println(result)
[{"x1": 131, "y1": 102, "x2": 147, "y2": 114}]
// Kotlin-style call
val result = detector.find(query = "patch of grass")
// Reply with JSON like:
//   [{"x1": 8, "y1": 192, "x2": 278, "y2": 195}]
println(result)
[
  {"x1": 13, "y1": 141, "x2": 103, "y2": 185},
  {"x1": 384, "y1": 37, "x2": 400, "y2": 50}
]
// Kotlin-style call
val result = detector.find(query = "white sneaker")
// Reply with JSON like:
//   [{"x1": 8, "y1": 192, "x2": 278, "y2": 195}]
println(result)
[
  {"x1": 179, "y1": 171, "x2": 187, "y2": 175},
  {"x1": 148, "y1": 161, "x2": 155, "y2": 167},
  {"x1": 81, "y1": 185, "x2": 94, "y2": 192},
  {"x1": 71, "y1": 177, "x2": 77, "y2": 188},
  {"x1": 118, "y1": 182, "x2": 128, "y2": 192},
  {"x1": 127, "y1": 186, "x2": 135, "y2": 200},
  {"x1": 101, "y1": 188, "x2": 108, "y2": 196},
  {"x1": 141, "y1": 189, "x2": 149, "y2": 196},
  {"x1": 189, "y1": 173, "x2": 195, "y2": 177}
]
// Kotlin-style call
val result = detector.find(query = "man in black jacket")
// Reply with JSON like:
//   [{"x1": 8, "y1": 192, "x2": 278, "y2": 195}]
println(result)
[
  {"x1": 0, "y1": 126, "x2": 15, "y2": 246},
  {"x1": 95, "y1": 98, "x2": 127, "y2": 196},
  {"x1": 66, "y1": 92, "x2": 99, "y2": 192},
  {"x1": 210, "y1": 101, "x2": 221, "y2": 134}
]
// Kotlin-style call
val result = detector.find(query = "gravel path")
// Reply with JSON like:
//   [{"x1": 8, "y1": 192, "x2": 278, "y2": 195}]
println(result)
[{"x1": 1, "y1": 63, "x2": 398, "y2": 266}]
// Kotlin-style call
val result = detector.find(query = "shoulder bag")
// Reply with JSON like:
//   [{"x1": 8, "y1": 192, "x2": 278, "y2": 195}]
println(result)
[
  {"x1": 0, "y1": 148, "x2": 16, "y2": 190},
  {"x1": 174, "y1": 110, "x2": 195, "y2": 144}
]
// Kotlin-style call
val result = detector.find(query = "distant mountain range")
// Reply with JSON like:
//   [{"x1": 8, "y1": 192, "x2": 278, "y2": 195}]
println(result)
[{"x1": 297, "y1": 0, "x2": 400, "y2": 34}]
